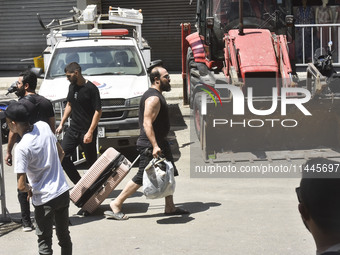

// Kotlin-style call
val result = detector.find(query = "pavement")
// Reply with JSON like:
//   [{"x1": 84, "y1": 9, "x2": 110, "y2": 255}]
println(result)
[{"x1": 0, "y1": 73, "x2": 317, "y2": 255}]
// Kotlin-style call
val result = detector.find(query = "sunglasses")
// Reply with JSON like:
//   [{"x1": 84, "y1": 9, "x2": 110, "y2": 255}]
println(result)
[{"x1": 295, "y1": 187, "x2": 302, "y2": 203}]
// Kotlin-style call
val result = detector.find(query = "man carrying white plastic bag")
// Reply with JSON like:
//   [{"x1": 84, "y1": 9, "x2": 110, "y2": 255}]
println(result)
[{"x1": 104, "y1": 66, "x2": 189, "y2": 220}]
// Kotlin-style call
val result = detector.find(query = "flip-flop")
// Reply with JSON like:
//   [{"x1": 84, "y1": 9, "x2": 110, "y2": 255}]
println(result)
[
  {"x1": 164, "y1": 208, "x2": 190, "y2": 216},
  {"x1": 104, "y1": 211, "x2": 129, "y2": 220}
]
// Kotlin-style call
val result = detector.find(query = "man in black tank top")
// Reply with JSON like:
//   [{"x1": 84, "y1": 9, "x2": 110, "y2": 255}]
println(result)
[{"x1": 105, "y1": 67, "x2": 189, "y2": 220}]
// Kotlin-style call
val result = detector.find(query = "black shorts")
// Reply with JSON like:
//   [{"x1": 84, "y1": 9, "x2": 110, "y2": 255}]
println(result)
[{"x1": 132, "y1": 141, "x2": 178, "y2": 186}]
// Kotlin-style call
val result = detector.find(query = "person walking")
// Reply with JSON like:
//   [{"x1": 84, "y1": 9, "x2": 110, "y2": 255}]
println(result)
[
  {"x1": 105, "y1": 66, "x2": 189, "y2": 220},
  {"x1": 56, "y1": 62, "x2": 102, "y2": 184},
  {"x1": 1, "y1": 102, "x2": 72, "y2": 255},
  {"x1": 5, "y1": 70, "x2": 55, "y2": 232}
]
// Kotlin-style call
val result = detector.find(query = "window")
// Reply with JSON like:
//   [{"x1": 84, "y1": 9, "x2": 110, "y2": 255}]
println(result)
[{"x1": 47, "y1": 45, "x2": 145, "y2": 78}]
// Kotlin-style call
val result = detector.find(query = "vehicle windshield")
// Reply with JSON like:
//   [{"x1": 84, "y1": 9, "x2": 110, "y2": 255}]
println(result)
[
  {"x1": 213, "y1": 0, "x2": 291, "y2": 32},
  {"x1": 46, "y1": 45, "x2": 145, "y2": 78}
]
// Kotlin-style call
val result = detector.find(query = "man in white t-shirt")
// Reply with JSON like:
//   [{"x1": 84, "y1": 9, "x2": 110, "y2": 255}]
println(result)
[{"x1": 1, "y1": 102, "x2": 72, "y2": 255}]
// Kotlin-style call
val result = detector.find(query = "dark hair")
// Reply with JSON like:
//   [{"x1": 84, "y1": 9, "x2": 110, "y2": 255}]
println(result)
[
  {"x1": 64, "y1": 62, "x2": 81, "y2": 73},
  {"x1": 4, "y1": 101, "x2": 30, "y2": 123},
  {"x1": 149, "y1": 67, "x2": 161, "y2": 84},
  {"x1": 300, "y1": 157, "x2": 340, "y2": 235},
  {"x1": 19, "y1": 70, "x2": 37, "y2": 91}
]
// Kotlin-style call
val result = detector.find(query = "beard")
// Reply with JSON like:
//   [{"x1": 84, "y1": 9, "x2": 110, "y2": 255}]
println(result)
[
  {"x1": 160, "y1": 80, "x2": 171, "y2": 92},
  {"x1": 69, "y1": 75, "x2": 78, "y2": 85},
  {"x1": 15, "y1": 85, "x2": 25, "y2": 98}
]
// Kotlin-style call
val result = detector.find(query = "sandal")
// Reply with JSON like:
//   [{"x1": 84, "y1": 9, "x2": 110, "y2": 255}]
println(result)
[{"x1": 104, "y1": 211, "x2": 129, "y2": 220}]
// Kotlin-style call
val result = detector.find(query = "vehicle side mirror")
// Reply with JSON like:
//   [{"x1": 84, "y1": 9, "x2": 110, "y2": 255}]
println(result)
[{"x1": 30, "y1": 67, "x2": 44, "y2": 78}]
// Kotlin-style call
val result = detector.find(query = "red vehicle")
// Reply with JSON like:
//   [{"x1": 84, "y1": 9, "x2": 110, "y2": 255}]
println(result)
[{"x1": 181, "y1": 0, "x2": 340, "y2": 160}]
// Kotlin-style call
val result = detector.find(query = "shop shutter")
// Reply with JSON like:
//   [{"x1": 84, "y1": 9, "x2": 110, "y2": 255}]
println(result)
[{"x1": 0, "y1": 0, "x2": 76, "y2": 71}]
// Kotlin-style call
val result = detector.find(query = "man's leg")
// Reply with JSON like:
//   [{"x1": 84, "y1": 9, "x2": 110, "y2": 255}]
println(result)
[
  {"x1": 61, "y1": 130, "x2": 81, "y2": 184},
  {"x1": 34, "y1": 204, "x2": 54, "y2": 255},
  {"x1": 110, "y1": 148, "x2": 149, "y2": 214},
  {"x1": 53, "y1": 191, "x2": 72, "y2": 255},
  {"x1": 110, "y1": 180, "x2": 141, "y2": 213},
  {"x1": 17, "y1": 189, "x2": 32, "y2": 231},
  {"x1": 164, "y1": 195, "x2": 176, "y2": 213},
  {"x1": 161, "y1": 141, "x2": 189, "y2": 215}
]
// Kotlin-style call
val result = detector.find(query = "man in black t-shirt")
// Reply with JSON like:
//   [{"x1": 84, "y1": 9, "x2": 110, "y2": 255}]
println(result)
[
  {"x1": 104, "y1": 66, "x2": 189, "y2": 220},
  {"x1": 5, "y1": 70, "x2": 55, "y2": 232},
  {"x1": 56, "y1": 62, "x2": 102, "y2": 184}
]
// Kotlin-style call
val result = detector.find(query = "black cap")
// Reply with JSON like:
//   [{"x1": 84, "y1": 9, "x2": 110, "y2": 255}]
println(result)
[{"x1": 0, "y1": 101, "x2": 30, "y2": 122}]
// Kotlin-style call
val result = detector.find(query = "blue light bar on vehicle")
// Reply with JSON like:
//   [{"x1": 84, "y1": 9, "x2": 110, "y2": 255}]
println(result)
[{"x1": 62, "y1": 29, "x2": 129, "y2": 38}]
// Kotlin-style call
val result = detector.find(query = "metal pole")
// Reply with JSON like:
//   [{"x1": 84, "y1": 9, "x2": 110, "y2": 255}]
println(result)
[
  {"x1": 311, "y1": 27, "x2": 314, "y2": 62},
  {"x1": 338, "y1": 27, "x2": 340, "y2": 63},
  {"x1": 321, "y1": 27, "x2": 323, "y2": 51},
  {"x1": 302, "y1": 27, "x2": 305, "y2": 64},
  {"x1": 0, "y1": 125, "x2": 10, "y2": 222},
  {"x1": 238, "y1": 0, "x2": 244, "y2": 35}
]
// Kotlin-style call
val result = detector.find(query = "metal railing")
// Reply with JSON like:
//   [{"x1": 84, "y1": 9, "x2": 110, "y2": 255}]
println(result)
[{"x1": 295, "y1": 23, "x2": 340, "y2": 67}]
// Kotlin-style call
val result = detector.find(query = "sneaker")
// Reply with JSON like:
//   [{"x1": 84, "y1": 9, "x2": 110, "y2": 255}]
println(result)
[{"x1": 22, "y1": 222, "x2": 34, "y2": 232}]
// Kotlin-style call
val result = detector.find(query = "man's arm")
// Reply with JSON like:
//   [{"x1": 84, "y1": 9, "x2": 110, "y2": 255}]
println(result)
[
  {"x1": 56, "y1": 141, "x2": 65, "y2": 162},
  {"x1": 56, "y1": 102, "x2": 72, "y2": 135},
  {"x1": 5, "y1": 131, "x2": 18, "y2": 166},
  {"x1": 83, "y1": 109, "x2": 102, "y2": 144},
  {"x1": 143, "y1": 96, "x2": 161, "y2": 157},
  {"x1": 17, "y1": 173, "x2": 30, "y2": 192},
  {"x1": 47, "y1": 116, "x2": 56, "y2": 134},
  {"x1": 17, "y1": 173, "x2": 32, "y2": 200}
]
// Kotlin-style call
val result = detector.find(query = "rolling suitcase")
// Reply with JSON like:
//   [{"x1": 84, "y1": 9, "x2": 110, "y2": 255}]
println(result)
[{"x1": 70, "y1": 147, "x2": 139, "y2": 214}]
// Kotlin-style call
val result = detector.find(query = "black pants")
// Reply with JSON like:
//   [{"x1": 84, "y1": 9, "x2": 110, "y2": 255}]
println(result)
[
  {"x1": 18, "y1": 190, "x2": 31, "y2": 225},
  {"x1": 61, "y1": 128, "x2": 97, "y2": 184},
  {"x1": 34, "y1": 191, "x2": 72, "y2": 255}
]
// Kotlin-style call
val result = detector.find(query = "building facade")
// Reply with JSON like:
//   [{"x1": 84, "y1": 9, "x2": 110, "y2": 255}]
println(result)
[{"x1": 0, "y1": 0, "x2": 196, "y2": 72}]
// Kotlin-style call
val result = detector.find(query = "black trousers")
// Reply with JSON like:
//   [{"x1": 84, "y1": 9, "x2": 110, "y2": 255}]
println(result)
[
  {"x1": 34, "y1": 191, "x2": 72, "y2": 255},
  {"x1": 61, "y1": 128, "x2": 98, "y2": 184},
  {"x1": 18, "y1": 190, "x2": 31, "y2": 225}
]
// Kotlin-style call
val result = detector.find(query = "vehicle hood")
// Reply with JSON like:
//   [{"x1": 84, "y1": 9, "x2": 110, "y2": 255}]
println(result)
[
  {"x1": 228, "y1": 29, "x2": 278, "y2": 77},
  {"x1": 39, "y1": 75, "x2": 149, "y2": 101}
]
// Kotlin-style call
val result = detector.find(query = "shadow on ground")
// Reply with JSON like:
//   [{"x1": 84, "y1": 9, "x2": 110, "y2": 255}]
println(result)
[
  {"x1": 129, "y1": 201, "x2": 221, "y2": 225},
  {"x1": 69, "y1": 201, "x2": 221, "y2": 226}
]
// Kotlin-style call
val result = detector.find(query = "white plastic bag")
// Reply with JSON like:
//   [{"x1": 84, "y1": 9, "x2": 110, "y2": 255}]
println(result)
[{"x1": 143, "y1": 157, "x2": 176, "y2": 199}]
